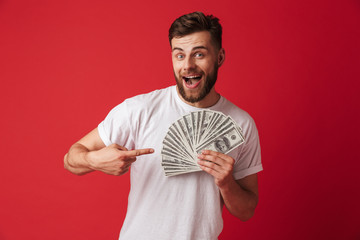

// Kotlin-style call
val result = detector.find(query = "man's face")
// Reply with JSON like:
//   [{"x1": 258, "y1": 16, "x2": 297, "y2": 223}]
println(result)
[
  {"x1": 171, "y1": 31, "x2": 224, "y2": 104},
  {"x1": 217, "y1": 140, "x2": 228, "y2": 152}
]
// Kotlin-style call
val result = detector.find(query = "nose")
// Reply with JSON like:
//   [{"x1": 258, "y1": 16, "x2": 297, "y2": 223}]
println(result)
[{"x1": 183, "y1": 56, "x2": 195, "y2": 71}]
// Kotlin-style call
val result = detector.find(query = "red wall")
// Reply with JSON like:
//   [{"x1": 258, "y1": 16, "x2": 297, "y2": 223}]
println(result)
[{"x1": 0, "y1": 0, "x2": 359, "y2": 239}]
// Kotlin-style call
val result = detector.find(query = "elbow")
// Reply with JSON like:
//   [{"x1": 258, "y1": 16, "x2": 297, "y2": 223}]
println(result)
[
  {"x1": 63, "y1": 156, "x2": 75, "y2": 174},
  {"x1": 237, "y1": 209, "x2": 255, "y2": 222},
  {"x1": 64, "y1": 153, "x2": 80, "y2": 175},
  {"x1": 64, "y1": 153, "x2": 70, "y2": 170},
  {"x1": 69, "y1": 170, "x2": 87, "y2": 176},
  {"x1": 234, "y1": 201, "x2": 257, "y2": 222},
  {"x1": 64, "y1": 153, "x2": 91, "y2": 176}
]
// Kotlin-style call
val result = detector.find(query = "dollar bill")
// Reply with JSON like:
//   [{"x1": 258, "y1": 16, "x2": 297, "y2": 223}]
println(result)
[{"x1": 196, "y1": 126, "x2": 245, "y2": 154}]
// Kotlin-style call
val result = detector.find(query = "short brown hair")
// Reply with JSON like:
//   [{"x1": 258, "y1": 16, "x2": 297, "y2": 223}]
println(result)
[{"x1": 169, "y1": 12, "x2": 222, "y2": 50}]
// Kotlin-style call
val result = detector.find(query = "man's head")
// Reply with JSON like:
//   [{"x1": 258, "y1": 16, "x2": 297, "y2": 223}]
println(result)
[
  {"x1": 169, "y1": 12, "x2": 222, "y2": 50},
  {"x1": 169, "y1": 12, "x2": 225, "y2": 107}
]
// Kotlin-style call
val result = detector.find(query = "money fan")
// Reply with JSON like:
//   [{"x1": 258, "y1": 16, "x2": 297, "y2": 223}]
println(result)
[{"x1": 161, "y1": 110, "x2": 245, "y2": 176}]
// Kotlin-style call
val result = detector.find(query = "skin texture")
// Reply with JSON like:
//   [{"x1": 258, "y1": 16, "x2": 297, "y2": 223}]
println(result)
[{"x1": 64, "y1": 30, "x2": 259, "y2": 221}]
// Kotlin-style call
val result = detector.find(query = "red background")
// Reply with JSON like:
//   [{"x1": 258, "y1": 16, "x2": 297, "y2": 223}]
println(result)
[{"x1": 0, "y1": 0, "x2": 359, "y2": 239}]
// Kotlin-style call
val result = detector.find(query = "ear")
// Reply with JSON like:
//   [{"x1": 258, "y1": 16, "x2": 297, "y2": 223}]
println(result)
[{"x1": 217, "y1": 48, "x2": 225, "y2": 67}]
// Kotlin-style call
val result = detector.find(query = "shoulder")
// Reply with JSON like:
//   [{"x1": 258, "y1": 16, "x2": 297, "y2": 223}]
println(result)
[
  {"x1": 216, "y1": 97, "x2": 259, "y2": 147},
  {"x1": 110, "y1": 86, "x2": 174, "y2": 114},
  {"x1": 124, "y1": 86, "x2": 173, "y2": 109},
  {"x1": 219, "y1": 97, "x2": 256, "y2": 129}
]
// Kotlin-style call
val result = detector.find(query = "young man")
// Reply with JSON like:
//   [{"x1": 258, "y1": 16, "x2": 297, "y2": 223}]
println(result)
[{"x1": 64, "y1": 12, "x2": 262, "y2": 240}]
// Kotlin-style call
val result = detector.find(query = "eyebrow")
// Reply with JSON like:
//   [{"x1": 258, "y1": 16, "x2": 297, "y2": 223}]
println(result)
[{"x1": 172, "y1": 46, "x2": 208, "y2": 52}]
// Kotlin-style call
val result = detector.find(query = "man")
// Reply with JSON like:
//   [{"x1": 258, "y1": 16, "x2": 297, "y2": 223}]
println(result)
[{"x1": 64, "y1": 12, "x2": 262, "y2": 240}]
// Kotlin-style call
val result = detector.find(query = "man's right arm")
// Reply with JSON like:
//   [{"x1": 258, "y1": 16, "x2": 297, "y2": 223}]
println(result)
[
  {"x1": 64, "y1": 127, "x2": 154, "y2": 176},
  {"x1": 64, "y1": 127, "x2": 106, "y2": 175}
]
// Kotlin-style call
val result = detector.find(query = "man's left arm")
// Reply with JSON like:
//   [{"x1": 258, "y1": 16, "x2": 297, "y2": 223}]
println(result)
[{"x1": 197, "y1": 150, "x2": 259, "y2": 221}]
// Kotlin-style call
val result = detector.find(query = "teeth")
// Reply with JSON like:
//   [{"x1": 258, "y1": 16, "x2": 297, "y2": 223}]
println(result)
[{"x1": 184, "y1": 75, "x2": 201, "y2": 79}]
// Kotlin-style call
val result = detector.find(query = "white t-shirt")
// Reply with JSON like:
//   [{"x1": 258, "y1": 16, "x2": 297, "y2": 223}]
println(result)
[{"x1": 98, "y1": 86, "x2": 262, "y2": 240}]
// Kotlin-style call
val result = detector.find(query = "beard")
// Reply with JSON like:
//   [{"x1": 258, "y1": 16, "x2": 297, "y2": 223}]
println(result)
[{"x1": 175, "y1": 63, "x2": 219, "y2": 103}]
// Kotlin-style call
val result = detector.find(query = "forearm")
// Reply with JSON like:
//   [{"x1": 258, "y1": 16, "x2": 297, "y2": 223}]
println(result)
[
  {"x1": 64, "y1": 143, "x2": 94, "y2": 175},
  {"x1": 219, "y1": 178, "x2": 258, "y2": 221},
  {"x1": 197, "y1": 150, "x2": 259, "y2": 221}
]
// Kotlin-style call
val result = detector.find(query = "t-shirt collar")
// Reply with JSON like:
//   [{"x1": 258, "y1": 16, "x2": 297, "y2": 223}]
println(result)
[{"x1": 171, "y1": 85, "x2": 224, "y2": 112}]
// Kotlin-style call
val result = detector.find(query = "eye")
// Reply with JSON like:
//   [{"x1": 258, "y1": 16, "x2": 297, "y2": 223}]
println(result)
[
  {"x1": 176, "y1": 54, "x2": 185, "y2": 60},
  {"x1": 195, "y1": 52, "x2": 204, "y2": 58}
]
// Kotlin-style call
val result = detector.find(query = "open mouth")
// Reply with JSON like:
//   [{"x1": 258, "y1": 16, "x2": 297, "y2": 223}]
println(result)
[{"x1": 182, "y1": 74, "x2": 202, "y2": 88}]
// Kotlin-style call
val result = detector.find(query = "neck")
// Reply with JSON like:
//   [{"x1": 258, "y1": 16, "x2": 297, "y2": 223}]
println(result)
[{"x1": 176, "y1": 86, "x2": 220, "y2": 108}]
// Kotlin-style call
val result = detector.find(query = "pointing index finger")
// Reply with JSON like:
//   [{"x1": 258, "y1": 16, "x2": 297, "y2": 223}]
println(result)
[{"x1": 127, "y1": 148, "x2": 154, "y2": 157}]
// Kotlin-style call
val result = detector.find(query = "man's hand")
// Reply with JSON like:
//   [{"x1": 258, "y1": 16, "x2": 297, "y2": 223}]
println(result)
[
  {"x1": 197, "y1": 149, "x2": 259, "y2": 221},
  {"x1": 86, "y1": 144, "x2": 154, "y2": 176},
  {"x1": 197, "y1": 149, "x2": 235, "y2": 188}
]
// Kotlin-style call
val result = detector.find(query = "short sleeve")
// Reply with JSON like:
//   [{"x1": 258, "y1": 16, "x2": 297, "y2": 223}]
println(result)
[
  {"x1": 97, "y1": 100, "x2": 135, "y2": 150},
  {"x1": 232, "y1": 118, "x2": 263, "y2": 180}
]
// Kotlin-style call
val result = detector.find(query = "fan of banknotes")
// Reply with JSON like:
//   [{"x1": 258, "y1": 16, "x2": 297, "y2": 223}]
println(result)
[{"x1": 161, "y1": 110, "x2": 245, "y2": 176}]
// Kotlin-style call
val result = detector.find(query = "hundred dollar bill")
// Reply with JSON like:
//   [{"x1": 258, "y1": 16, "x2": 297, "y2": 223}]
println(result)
[
  {"x1": 190, "y1": 111, "x2": 200, "y2": 145},
  {"x1": 173, "y1": 121, "x2": 195, "y2": 154},
  {"x1": 200, "y1": 112, "x2": 227, "y2": 144},
  {"x1": 161, "y1": 155, "x2": 198, "y2": 167},
  {"x1": 164, "y1": 128, "x2": 194, "y2": 160},
  {"x1": 161, "y1": 145, "x2": 194, "y2": 164},
  {"x1": 165, "y1": 169, "x2": 202, "y2": 176},
  {"x1": 182, "y1": 114, "x2": 194, "y2": 145},
  {"x1": 196, "y1": 126, "x2": 245, "y2": 154},
  {"x1": 196, "y1": 110, "x2": 212, "y2": 145},
  {"x1": 162, "y1": 137, "x2": 192, "y2": 160},
  {"x1": 200, "y1": 117, "x2": 233, "y2": 146}
]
